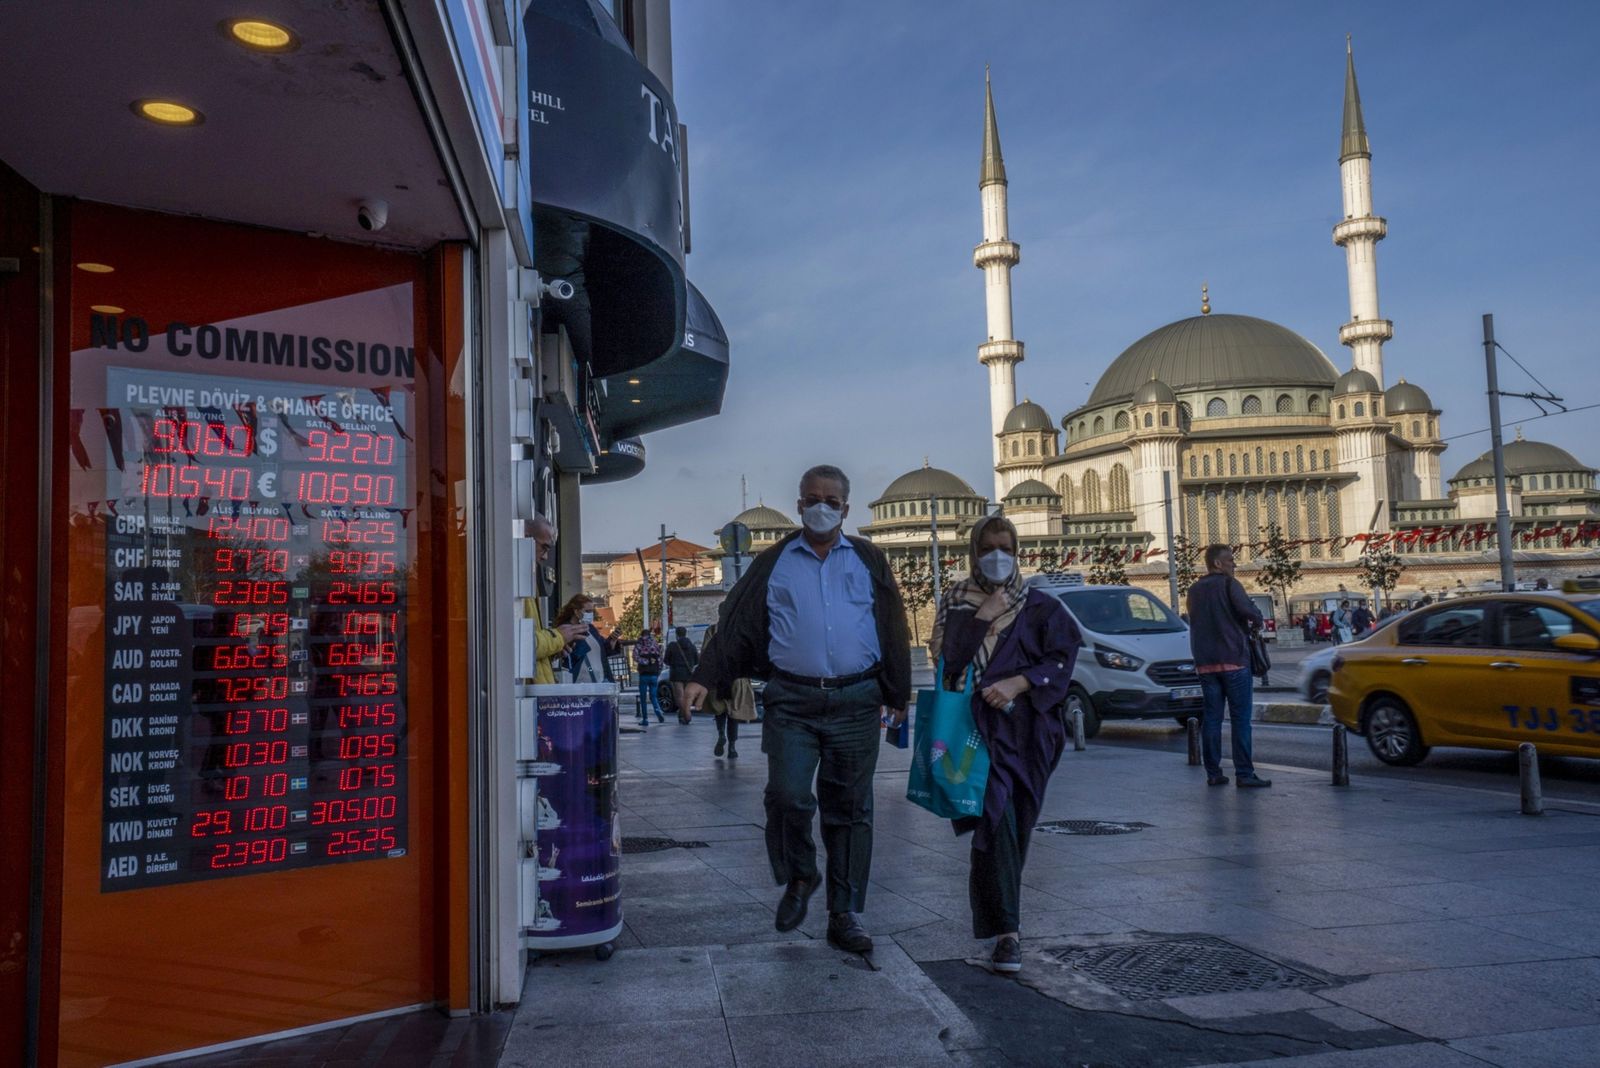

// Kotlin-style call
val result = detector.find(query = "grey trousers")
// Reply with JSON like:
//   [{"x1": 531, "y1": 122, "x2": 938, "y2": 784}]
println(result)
[{"x1": 761, "y1": 676, "x2": 882, "y2": 914}]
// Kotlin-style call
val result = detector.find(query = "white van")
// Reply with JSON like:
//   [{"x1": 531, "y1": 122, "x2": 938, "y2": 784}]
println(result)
[{"x1": 1029, "y1": 578, "x2": 1201, "y2": 737}]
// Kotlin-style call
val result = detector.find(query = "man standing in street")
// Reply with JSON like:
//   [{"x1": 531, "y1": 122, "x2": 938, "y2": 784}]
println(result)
[
  {"x1": 529, "y1": 515, "x2": 589, "y2": 684},
  {"x1": 683, "y1": 465, "x2": 910, "y2": 954},
  {"x1": 1187, "y1": 544, "x2": 1270, "y2": 788},
  {"x1": 1351, "y1": 600, "x2": 1374, "y2": 636},
  {"x1": 665, "y1": 626, "x2": 700, "y2": 724}
]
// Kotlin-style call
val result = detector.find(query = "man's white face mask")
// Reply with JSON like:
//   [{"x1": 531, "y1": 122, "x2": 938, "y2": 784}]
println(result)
[
  {"x1": 977, "y1": 548, "x2": 1016, "y2": 584},
  {"x1": 801, "y1": 501, "x2": 843, "y2": 536}
]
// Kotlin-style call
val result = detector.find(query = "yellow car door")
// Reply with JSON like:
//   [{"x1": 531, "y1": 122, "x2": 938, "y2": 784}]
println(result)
[
  {"x1": 1386, "y1": 603, "x2": 1497, "y2": 746},
  {"x1": 1488, "y1": 600, "x2": 1600, "y2": 753}
]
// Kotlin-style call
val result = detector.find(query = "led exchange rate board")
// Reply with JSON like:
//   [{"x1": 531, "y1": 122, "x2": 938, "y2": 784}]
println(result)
[{"x1": 101, "y1": 368, "x2": 412, "y2": 890}]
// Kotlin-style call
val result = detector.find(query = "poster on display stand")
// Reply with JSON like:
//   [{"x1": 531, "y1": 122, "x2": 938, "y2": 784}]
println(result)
[{"x1": 517, "y1": 683, "x2": 622, "y2": 954}]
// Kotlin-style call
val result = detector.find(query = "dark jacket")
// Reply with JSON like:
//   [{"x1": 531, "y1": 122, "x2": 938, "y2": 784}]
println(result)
[
  {"x1": 1186, "y1": 572, "x2": 1263, "y2": 668},
  {"x1": 665, "y1": 636, "x2": 699, "y2": 676},
  {"x1": 692, "y1": 530, "x2": 912, "y2": 710}
]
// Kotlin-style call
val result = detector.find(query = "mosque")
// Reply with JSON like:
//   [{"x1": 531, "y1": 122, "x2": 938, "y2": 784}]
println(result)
[{"x1": 856, "y1": 45, "x2": 1600, "y2": 601}]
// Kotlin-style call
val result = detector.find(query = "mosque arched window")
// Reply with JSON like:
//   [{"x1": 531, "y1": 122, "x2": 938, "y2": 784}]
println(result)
[
  {"x1": 1353, "y1": 402, "x2": 1365, "y2": 417},
  {"x1": 1109, "y1": 465, "x2": 1131, "y2": 511},
  {"x1": 1277, "y1": 394, "x2": 1294, "y2": 414},
  {"x1": 1412, "y1": 420, "x2": 1421, "y2": 437},
  {"x1": 1268, "y1": 451, "x2": 1277, "y2": 474},
  {"x1": 1309, "y1": 450, "x2": 1317, "y2": 471},
  {"x1": 1428, "y1": 418, "x2": 1436, "y2": 436},
  {"x1": 1242, "y1": 395, "x2": 1262, "y2": 415},
  {"x1": 1027, "y1": 439, "x2": 1036, "y2": 456},
  {"x1": 1057, "y1": 475, "x2": 1075, "y2": 514},
  {"x1": 1282, "y1": 451, "x2": 1291, "y2": 472},
  {"x1": 1544, "y1": 475, "x2": 1552, "y2": 490},
  {"x1": 1337, "y1": 405, "x2": 1346, "y2": 419},
  {"x1": 1160, "y1": 410, "x2": 1171, "y2": 427},
  {"x1": 1078, "y1": 421, "x2": 1087, "y2": 438},
  {"x1": 1202, "y1": 454, "x2": 1211, "y2": 476},
  {"x1": 1323, "y1": 449, "x2": 1331, "y2": 469},
  {"x1": 1255, "y1": 447, "x2": 1264, "y2": 472},
  {"x1": 1179, "y1": 403, "x2": 1192, "y2": 430},
  {"x1": 1082, "y1": 470, "x2": 1102, "y2": 513},
  {"x1": 1011, "y1": 440, "x2": 1020, "y2": 457},
  {"x1": 1189, "y1": 456, "x2": 1197, "y2": 477},
  {"x1": 1229, "y1": 453, "x2": 1238, "y2": 476},
  {"x1": 1308, "y1": 395, "x2": 1322, "y2": 414},
  {"x1": 1114, "y1": 411, "x2": 1130, "y2": 430},
  {"x1": 1242, "y1": 452, "x2": 1251, "y2": 475},
  {"x1": 1216, "y1": 449, "x2": 1224, "y2": 474},
  {"x1": 1093, "y1": 416, "x2": 1105, "y2": 435},
  {"x1": 1296, "y1": 445, "x2": 1304, "y2": 472},
  {"x1": 1144, "y1": 412, "x2": 1153, "y2": 428},
  {"x1": 1206, "y1": 397, "x2": 1227, "y2": 417}
]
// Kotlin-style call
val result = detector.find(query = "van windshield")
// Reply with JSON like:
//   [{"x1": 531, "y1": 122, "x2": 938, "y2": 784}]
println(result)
[{"x1": 1059, "y1": 588, "x2": 1185, "y2": 634}]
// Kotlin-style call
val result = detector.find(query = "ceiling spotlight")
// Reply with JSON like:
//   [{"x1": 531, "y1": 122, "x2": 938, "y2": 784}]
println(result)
[
  {"x1": 627, "y1": 378, "x2": 641, "y2": 385},
  {"x1": 225, "y1": 19, "x2": 297, "y2": 51},
  {"x1": 90, "y1": 304, "x2": 126, "y2": 314},
  {"x1": 76, "y1": 263, "x2": 115, "y2": 273},
  {"x1": 630, "y1": 398, "x2": 642, "y2": 404},
  {"x1": 133, "y1": 100, "x2": 204, "y2": 126}
]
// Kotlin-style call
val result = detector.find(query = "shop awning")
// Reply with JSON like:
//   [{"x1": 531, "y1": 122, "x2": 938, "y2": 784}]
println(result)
[
  {"x1": 525, "y1": 0, "x2": 687, "y2": 379},
  {"x1": 594, "y1": 281, "x2": 729, "y2": 445},
  {"x1": 585, "y1": 436, "x2": 647, "y2": 485}
]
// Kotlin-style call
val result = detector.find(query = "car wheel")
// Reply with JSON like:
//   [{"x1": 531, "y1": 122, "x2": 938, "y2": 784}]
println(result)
[
  {"x1": 1065, "y1": 686, "x2": 1101, "y2": 739},
  {"x1": 1363, "y1": 697, "x2": 1430, "y2": 766},
  {"x1": 1307, "y1": 671, "x2": 1331, "y2": 704},
  {"x1": 657, "y1": 680, "x2": 676, "y2": 716}
]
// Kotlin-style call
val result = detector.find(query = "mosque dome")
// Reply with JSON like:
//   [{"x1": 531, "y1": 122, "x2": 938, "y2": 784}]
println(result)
[
  {"x1": 872, "y1": 464, "x2": 984, "y2": 505},
  {"x1": 1087, "y1": 314, "x2": 1339, "y2": 405},
  {"x1": 1384, "y1": 379, "x2": 1434, "y2": 414},
  {"x1": 1131, "y1": 376, "x2": 1177, "y2": 405},
  {"x1": 1002, "y1": 399, "x2": 1053, "y2": 433},
  {"x1": 1450, "y1": 438, "x2": 1592, "y2": 483},
  {"x1": 1334, "y1": 368, "x2": 1381, "y2": 395},
  {"x1": 1002, "y1": 478, "x2": 1060, "y2": 502},
  {"x1": 729, "y1": 504, "x2": 796, "y2": 531}
]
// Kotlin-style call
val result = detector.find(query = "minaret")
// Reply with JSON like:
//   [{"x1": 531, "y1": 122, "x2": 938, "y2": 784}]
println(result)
[
  {"x1": 1332, "y1": 36, "x2": 1392, "y2": 385},
  {"x1": 974, "y1": 66, "x2": 1023, "y2": 501}
]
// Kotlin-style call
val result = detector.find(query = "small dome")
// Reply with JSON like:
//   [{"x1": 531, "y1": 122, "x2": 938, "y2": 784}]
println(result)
[
  {"x1": 1132, "y1": 377, "x2": 1177, "y2": 405},
  {"x1": 1002, "y1": 478, "x2": 1060, "y2": 502},
  {"x1": 1384, "y1": 378, "x2": 1434, "y2": 414},
  {"x1": 729, "y1": 504, "x2": 796, "y2": 531},
  {"x1": 1451, "y1": 439, "x2": 1593, "y2": 483},
  {"x1": 1334, "y1": 368, "x2": 1381, "y2": 395},
  {"x1": 872, "y1": 464, "x2": 984, "y2": 506},
  {"x1": 1002, "y1": 399, "x2": 1053, "y2": 433}
]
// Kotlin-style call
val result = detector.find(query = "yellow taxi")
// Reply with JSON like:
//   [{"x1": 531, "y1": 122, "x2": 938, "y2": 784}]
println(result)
[{"x1": 1328, "y1": 583, "x2": 1600, "y2": 765}]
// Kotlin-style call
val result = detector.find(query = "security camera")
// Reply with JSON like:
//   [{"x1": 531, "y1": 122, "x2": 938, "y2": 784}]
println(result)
[
  {"x1": 356, "y1": 198, "x2": 388, "y2": 232},
  {"x1": 542, "y1": 277, "x2": 575, "y2": 301}
]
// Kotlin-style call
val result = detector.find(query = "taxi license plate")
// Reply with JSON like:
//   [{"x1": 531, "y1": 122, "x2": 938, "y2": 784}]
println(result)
[{"x1": 1171, "y1": 686, "x2": 1202, "y2": 701}]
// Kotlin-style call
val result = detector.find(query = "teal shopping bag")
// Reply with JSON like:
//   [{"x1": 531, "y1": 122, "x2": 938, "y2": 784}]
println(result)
[{"x1": 906, "y1": 661, "x2": 990, "y2": 819}]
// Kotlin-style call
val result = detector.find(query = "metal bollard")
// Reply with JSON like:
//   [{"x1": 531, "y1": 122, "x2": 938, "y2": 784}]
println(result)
[
  {"x1": 1519, "y1": 742, "x2": 1544, "y2": 815},
  {"x1": 1186, "y1": 717, "x2": 1200, "y2": 766},
  {"x1": 1072, "y1": 709, "x2": 1086, "y2": 751},
  {"x1": 1332, "y1": 724, "x2": 1349, "y2": 787}
]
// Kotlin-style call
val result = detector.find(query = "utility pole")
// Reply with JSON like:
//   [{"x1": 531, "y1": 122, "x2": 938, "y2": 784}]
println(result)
[
  {"x1": 635, "y1": 547, "x2": 652, "y2": 633},
  {"x1": 1483, "y1": 315, "x2": 1515, "y2": 591},
  {"x1": 659, "y1": 523, "x2": 674, "y2": 631},
  {"x1": 1162, "y1": 470, "x2": 1179, "y2": 611},
  {"x1": 928, "y1": 493, "x2": 942, "y2": 608}
]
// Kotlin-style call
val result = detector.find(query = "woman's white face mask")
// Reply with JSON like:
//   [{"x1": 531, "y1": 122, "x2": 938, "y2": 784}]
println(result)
[{"x1": 977, "y1": 548, "x2": 1015, "y2": 584}]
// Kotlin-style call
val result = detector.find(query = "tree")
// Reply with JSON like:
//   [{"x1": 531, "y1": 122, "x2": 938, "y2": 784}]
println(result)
[
  {"x1": 1256, "y1": 522, "x2": 1302, "y2": 625},
  {"x1": 1169, "y1": 534, "x2": 1202, "y2": 601},
  {"x1": 1356, "y1": 543, "x2": 1405, "y2": 611},
  {"x1": 616, "y1": 571, "x2": 695, "y2": 639},
  {"x1": 1087, "y1": 537, "x2": 1127, "y2": 586},
  {"x1": 893, "y1": 556, "x2": 934, "y2": 644}
]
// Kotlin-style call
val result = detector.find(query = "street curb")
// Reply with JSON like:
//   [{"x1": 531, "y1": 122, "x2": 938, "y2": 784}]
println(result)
[{"x1": 1253, "y1": 701, "x2": 1334, "y2": 726}]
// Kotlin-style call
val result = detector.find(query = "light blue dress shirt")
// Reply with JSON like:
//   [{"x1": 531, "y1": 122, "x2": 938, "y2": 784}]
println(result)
[{"x1": 766, "y1": 536, "x2": 882, "y2": 677}]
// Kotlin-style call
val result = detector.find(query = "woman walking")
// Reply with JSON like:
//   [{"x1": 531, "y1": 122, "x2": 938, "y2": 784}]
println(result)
[
  {"x1": 930, "y1": 516, "x2": 1083, "y2": 975},
  {"x1": 699, "y1": 622, "x2": 756, "y2": 758},
  {"x1": 632, "y1": 625, "x2": 666, "y2": 727}
]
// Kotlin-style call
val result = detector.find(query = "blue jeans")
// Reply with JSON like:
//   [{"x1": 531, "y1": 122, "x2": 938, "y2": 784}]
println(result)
[
  {"x1": 638, "y1": 674, "x2": 663, "y2": 721},
  {"x1": 1198, "y1": 667, "x2": 1255, "y2": 776}
]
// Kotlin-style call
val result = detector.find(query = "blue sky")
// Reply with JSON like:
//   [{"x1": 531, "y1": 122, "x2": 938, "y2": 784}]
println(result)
[{"x1": 581, "y1": 0, "x2": 1600, "y2": 554}]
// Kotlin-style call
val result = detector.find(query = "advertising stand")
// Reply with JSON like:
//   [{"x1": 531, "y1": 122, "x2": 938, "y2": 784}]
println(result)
[{"x1": 517, "y1": 683, "x2": 623, "y2": 959}]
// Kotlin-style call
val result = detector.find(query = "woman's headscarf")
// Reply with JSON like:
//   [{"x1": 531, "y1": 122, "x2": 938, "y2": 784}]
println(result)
[{"x1": 929, "y1": 514, "x2": 1029, "y2": 681}]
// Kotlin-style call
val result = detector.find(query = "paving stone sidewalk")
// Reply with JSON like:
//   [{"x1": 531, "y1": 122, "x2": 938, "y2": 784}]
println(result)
[{"x1": 498, "y1": 714, "x2": 1600, "y2": 1068}]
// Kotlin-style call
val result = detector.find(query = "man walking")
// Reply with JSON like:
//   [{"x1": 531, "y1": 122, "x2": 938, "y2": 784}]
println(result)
[
  {"x1": 683, "y1": 465, "x2": 910, "y2": 954},
  {"x1": 665, "y1": 626, "x2": 700, "y2": 724},
  {"x1": 1187, "y1": 544, "x2": 1270, "y2": 788}
]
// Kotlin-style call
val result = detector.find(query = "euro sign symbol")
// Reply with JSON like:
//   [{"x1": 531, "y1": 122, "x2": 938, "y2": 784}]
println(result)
[{"x1": 258, "y1": 471, "x2": 277, "y2": 498}]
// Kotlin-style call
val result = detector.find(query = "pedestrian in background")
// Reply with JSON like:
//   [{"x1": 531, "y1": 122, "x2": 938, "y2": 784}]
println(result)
[
  {"x1": 1351, "y1": 600, "x2": 1374, "y2": 635},
  {"x1": 682, "y1": 464, "x2": 910, "y2": 954},
  {"x1": 1333, "y1": 600, "x2": 1354, "y2": 644},
  {"x1": 700, "y1": 621, "x2": 756, "y2": 758},
  {"x1": 665, "y1": 625, "x2": 700, "y2": 724},
  {"x1": 930, "y1": 515, "x2": 1082, "y2": 974},
  {"x1": 554, "y1": 595, "x2": 620, "y2": 683},
  {"x1": 633, "y1": 625, "x2": 666, "y2": 727},
  {"x1": 1187, "y1": 544, "x2": 1270, "y2": 788},
  {"x1": 528, "y1": 516, "x2": 588, "y2": 684}
]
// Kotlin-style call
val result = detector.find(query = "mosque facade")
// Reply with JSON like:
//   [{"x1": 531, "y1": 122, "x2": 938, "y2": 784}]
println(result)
[{"x1": 861, "y1": 44, "x2": 1600, "y2": 603}]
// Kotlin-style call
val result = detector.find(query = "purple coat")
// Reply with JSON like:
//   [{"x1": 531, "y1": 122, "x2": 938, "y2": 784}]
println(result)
[{"x1": 940, "y1": 590, "x2": 1084, "y2": 852}]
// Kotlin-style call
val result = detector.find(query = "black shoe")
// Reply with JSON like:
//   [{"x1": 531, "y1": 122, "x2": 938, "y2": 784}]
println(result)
[
  {"x1": 727, "y1": 744, "x2": 739, "y2": 759},
  {"x1": 826, "y1": 912, "x2": 873, "y2": 954},
  {"x1": 714, "y1": 736, "x2": 725, "y2": 756},
  {"x1": 991, "y1": 935, "x2": 1021, "y2": 974},
  {"x1": 1236, "y1": 774, "x2": 1273, "y2": 788},
  {"x1": 775, "y1": 873, "x2": 821, "y2": 932},
  {"x1": 1207, "y1": 774, "x2": 1230, "y2": 786}
]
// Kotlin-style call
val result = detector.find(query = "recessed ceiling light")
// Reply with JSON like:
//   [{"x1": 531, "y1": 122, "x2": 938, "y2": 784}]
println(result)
[
  {"x1": 630, "y1": 398, "x2": 642, "y2": 404},
  {"x1": 225, "y1": 18, "x2": 297, "y2": 51},
  {"x1": 76, "y1": 262, "x2": 115, "y2": 273},
  {"x1": 627, "y1": 378, "x2": 641, "y2": 385},
  {"x1": 133, "y1": 100, "x2": 204, "y2": 126},
  {"x1": 90, "y1": 304, "x2": 126, "y2": 314}
]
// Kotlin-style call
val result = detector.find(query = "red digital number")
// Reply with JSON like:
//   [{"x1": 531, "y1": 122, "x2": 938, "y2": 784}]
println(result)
[
  {"x1": 337, "y1": 733, "x2": 398, "y2": 760},
  {"x1": 211, "y1": 643, "x2": 288, "y2": 670},
  {"x1": 321, "y1": 519, "x2": 397, "y2": 545},
  {"x1": 327, "y1": 550, "x2": 397, "y2": 575},
  {"x1": 326, "y1": 826, "x2": 397, "y2": 856},
  {"x1": 231, "y1": 612, "x2": 289, "y2": 637},
  {"x1": 307, "y1": 429, "x2": 395, "y2": 466},
  {"x1": 191, "y1": 809, "x2": 233, "y2": 837},
  {"x1": 294, "y1": 470, "x2": 396, "y2": 506},
  {"x1": 223, "y1": 707, "x2": 289, "y2": 734},
  {"x1": 139, "y1": 463, "x2": 252, "y2": 500},
  {"x1": 212, "y1": 580, "x2": 288, "y2": 606},
  {"x1": 208, "y1": 515, "x2": 290, "y2": 542},
  {"x1": 223, "y1": 739, "x2": 289, "y2": 768},
  {"x1": 336, "y1": 703, "x2": 397, "y2": 727},
  {"x1": 333, "y1": 673, "x2": 398, "y2": 698},
  {"x1": 152, "y1": 418, "x2": 253, "y2": 457},
  {"x1": 311, "y1": 795, "x2": 397, "y2": 825},
  {"x1": 336, "y1": 763, "x2": 397, "y2": 791},
  {"x1": 209, "y1": 838, "x2": 289, "y2": 869},
  {"x1": 216, "y1": 675, "x2": 290, "y2": 702},
  {"x1": 214, "y1": 547, "x2": 289, "y2": 573},
  {"x1": 324, "y1": 641, "x2": 396, "y2": 668},
  {"x1": 328, "y1": 581, "x2": 397, "y2": 606}
]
